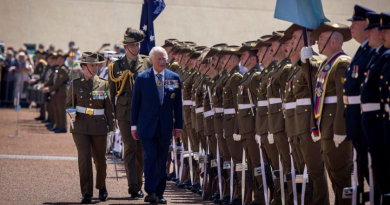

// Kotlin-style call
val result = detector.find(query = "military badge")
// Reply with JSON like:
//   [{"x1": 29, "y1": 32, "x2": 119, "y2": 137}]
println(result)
[{"x1": 171, "y1": 93, "x2": 175, "y2": 99}]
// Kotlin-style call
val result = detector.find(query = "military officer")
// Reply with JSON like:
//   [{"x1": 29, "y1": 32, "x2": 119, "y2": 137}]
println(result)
[
  {"x1": 42, "y1": 51, "x2": 69, "y2": 133},
  {"x1": 30, "y1": 49, "x2": 47, "y2": 121},
  {"x1": 42, "y1": 52, "x2": 58, "y2": 130},
  {"x1": 108, "y1": 27, "x2": 151, "y2": 198},
  {"x1": 360, "y1": 12, "x2": 388, "y2": 204},
  {"x1": 306, "y1": 22, "x2": 353, "y2": 205},
  {"x1": 66, "y1": 52, "x2": 114, "y2": 204},
  {"x1": 344, "y1": 6, "x2": 375, "y2": 202},
  {"x1": 287, "y1": 24, "x2": 330, "y2": 205}
]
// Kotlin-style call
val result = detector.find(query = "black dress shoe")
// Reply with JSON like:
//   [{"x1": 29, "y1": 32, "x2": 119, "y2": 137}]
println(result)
[
  {"x1": 144, "y1": 193, "x2": 156, "y2": 203},
  {"x1": 138, "y1": 190, "x2": 144, "y2": 198},
  {"x1": 99, "y1": 187, "x2": 108, "y2": 201},
  {"x1": 229, "y1": 198, "x2": 242, "y2": 205},
  {"x1": 81, "y1": 196, "x2": 92, "y2": 204},
  {"x1": 166, "y1": 172, "x2": 176, "y2": 181},
  {"x1": 54, "y1": 129, "x2": 67, "y2": 133},
  {"x1": 128, "y1": 184, "x2": 139, "y2": 198},
  {"x1": 35, "y1": 117, "x2": 45, "y2": 121},
  {"x1": 157, "y1": 196, "x2": 167, "y2": 204},
  {"x1": 248, "y1": 202, "x2": 262, "y2": 205}
]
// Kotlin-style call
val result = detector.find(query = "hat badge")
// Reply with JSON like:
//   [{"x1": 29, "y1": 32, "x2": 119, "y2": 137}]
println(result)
[
  {"x1": 251, "y1": 43, "x2": 256, "y2": 47},
  {"x1": 380, "y1": 18, "x2": 383, "y2": 25},
  {"x1": 230, "y1": 48, "x2": 235, "y2": 51},
  {"x1": 333, "y1": 23, "x2": 340, "y2": 28},
  {"x1": 366, "y1": 18, "x2": 370, "y2": 25}
]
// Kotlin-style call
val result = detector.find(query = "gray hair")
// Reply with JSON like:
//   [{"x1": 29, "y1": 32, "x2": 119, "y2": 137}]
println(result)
[{"x1": 149, "y1": 46, "x2": 168, "y2": 60}]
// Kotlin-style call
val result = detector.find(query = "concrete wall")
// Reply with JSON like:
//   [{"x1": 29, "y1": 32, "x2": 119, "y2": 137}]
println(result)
[{"x1": 1, "y1": 0, "x2": 389, "y2": 56}]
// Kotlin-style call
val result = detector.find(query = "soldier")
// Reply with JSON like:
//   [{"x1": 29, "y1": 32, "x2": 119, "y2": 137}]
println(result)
[
  {"x1": 162, "y1": 39, "x2": 180, "y2": 73},
  {"x1": 287, "y1": 24, "x2": 330, "y2": 205},
  {"x1": 305, "y1": 22, "x2": 353, "y2": 205},
  {"x1": 66, "y1": 52, "x2": 114, "y2": 204},
  {"x1": 378, "y1": 12, "x2": 390, "y2": 204},
  {"x1": 219, "y1": 45, "x2": 244, "y2": 205},
  {"x1": 360, "y1": 12, "x2": 388, "y2": 204},
  {"x1": 236, "y1": 41, "x2": 264, "y2": 205},
  {"x1": 344, "y1": 5, "x2": 374, "y2": 203},
  {"x1": 42, "y1": 52, "x2": 58, "y2": 129},
  {"x1": 108, "y1": 27, "x2": 151, "y2": 199},
  {"x1": 29, "y1": 49, "x2": 47, "y2": 121},
  {"x1": 42, "y1": 51, "x2": 69, "y2": 133},
  {"x1": 254, "y1": 35, "x2": 282, "y2": 205}
]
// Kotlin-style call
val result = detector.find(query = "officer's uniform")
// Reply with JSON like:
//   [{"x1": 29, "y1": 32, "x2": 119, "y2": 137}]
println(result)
[
  {"x1": 309, "y1": 22, "x2": 353, "y2": 205},
  {"x1": 108, "y1": 28, "x2": 151, "y2": 195},
  {"x1": 66, "y1": 53, "x2": 114, "y2": 199},
  {"x1": 31, "y1": 49, "x2": 47, "y2": 120}
]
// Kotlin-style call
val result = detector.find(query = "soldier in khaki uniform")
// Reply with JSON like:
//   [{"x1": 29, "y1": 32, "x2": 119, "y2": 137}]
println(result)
[
  {"x1": 303, "y1": 22, "x2": 352, "y2": 205},
  {"x1": 42, "y1": 52, "x2": 58, "y2": 130},
  {"x1": 219, "y1": 45, "x2": 244, "y2": 204},
  {"x1": 29, "y1": 49, "x2": 47, "y2": 121},
  {"x1": 287, "y1": 24, "x2": 330, "y2": 205},
  {"x1": 265, "y1": 31, "x2": 294, "y2": 204},
  {"x1": 42, "y1": 51, "x2": 69, "y2": 133},
  {"x1": 66, "y1": 52, "x2": 114, "y2": 204},
  {"x1": 108, "y1": 27, "x2": 151, "y2": 198},
  {"x1": 236, "y1": 41, "x2": 265, "y2": 205},
  {"x1": 254, "y1": 35, "x2": 282, "y2": 205}
]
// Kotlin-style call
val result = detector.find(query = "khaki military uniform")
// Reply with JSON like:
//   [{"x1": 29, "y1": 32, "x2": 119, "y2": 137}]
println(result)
[
  {"x1": 294, "y1": 55, "x2": 329, "y2": 205},
  {"x1": 108, "y1": 55, "x2": 151, "y2": 190},
  {"x1": 32, "y1": 59, "x2": 48, "y2": 118},
  {"x1": 302, "y1": 51, "x2": 351, "y2": 205},
  {"x1": 44, "y1": 64, "x2": 69, "y2": 130},
  {"x1": 203, "y1": 74, "x2": 219, "y2": 158},
  {"x1": 237, "y1": 64, "x2": 265, "y2": 204},
  {"x1": 66, "y1": 75, "x2": 115, "y2": 197},
  {"x1": 194, "y1": 73, "x2": 209, "y2": 150}
]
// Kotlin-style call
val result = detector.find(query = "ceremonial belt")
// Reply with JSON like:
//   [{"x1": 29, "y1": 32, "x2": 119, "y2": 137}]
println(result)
[
  {"x1": 257, "y1": 100, "x2": 268, "y2": 107},
  {"x1": 268, "y1": 98, "x2": 282, "y2": 105},
  {"x1": 214, "y1": 107, "x2": 224, "y2": 113},
  {"x1": 183, "y1": 100, "x2": 192, "y2": 106},
  {"x1": 285, "y1": 102, "x2": 296, "y2": 110},
  {"x1": 296, "y1": 98, "x2": 311, "y2": 106},
  {"x1": 343, "y1": 95, "x2": 361, "y2": 105},
  {"x1": 195, "y1": 107, "x2": 204, "y2": 114},
  {"x1": 324, "y1": 96, "x2": 337, "y2": 104},
  {"x1": 361, "y1": 103, "x2": 380, "y2": 112},
  {"x1": 204, "y1": 110, "x2": 214, "y2": 118},
  {"x1": 238, "y1": 104, "x2": 253, "y2": 110},
  {"x1": 314, "y1": 51, "x2": 347, "y2": 119},
  {"x1": 76, "y1": 106, "x2": 105, "y2": 115},
  {"x1": 224, "y1": 108, "x2": 236, "y2": 115}
]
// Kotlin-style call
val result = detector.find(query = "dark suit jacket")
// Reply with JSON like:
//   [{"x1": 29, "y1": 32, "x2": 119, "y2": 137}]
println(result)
[{"x1": 131, "y1": 67, "x2": 183, "y2": 140}]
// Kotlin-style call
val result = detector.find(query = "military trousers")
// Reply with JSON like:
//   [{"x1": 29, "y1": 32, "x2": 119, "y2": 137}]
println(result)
[
  {"x1": 39, "y1": 102, "x2": 46, "y2": 118},
  {"x1": 72, "y1": 134, "x2": 107, "y2": 197},
  {"x1": 298, "y1": 132, "x2": 329, "y2": 205},
  {"x1": 289, "y1": 135, "x2": 305, "y2": 174},
  {"x1": 217, "y1": 131, "x2": 231, "y2": 161},
  {"x1": 118, "y1": 120, "x2": 144, "y2": 189},
  {"x1": 225, "y1": 134, "x2": 243, "y2": 198},
  {"x1": 52, "y1": 93, "x2": 67, "y2": 130},
  {"x1": 321, "y1": 138, "x2": 352, "y2": 205}
]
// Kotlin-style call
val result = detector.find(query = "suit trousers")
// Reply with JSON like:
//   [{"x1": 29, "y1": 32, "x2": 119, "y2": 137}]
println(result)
[
  {"x1": 298, "y1": 132, "x2": 329, "y2": 205},
  {"x1": 118, "y1": 120, "x2": 144, "y2": 189},
  {"x1": 53, "y1": 93, "x2": 67, "y2": 130},
  {"x1": 140, "y1": 125, "x2": 171, "y2": 197},
  {"x1": 321, "y1": 138, "x2": 352, "y2": 205},
  {"x1": 72, "y1": 134, "x2": 107, "y2": 197}
]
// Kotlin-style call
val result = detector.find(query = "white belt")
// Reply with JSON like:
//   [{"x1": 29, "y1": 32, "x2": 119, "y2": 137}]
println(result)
[
  {"x1": 296, "y1": 98, "x2": 311, "y2": 106},
  {"x1": 183, "y1": 100, "x2": 192, "y2": 106},
  {"x1": 204, "y1": 110, "x2": 214, "y2": 118},
  {"x1": 257, "y1": 100, "x2": 268, "y2": 107},
  {"x1": 238, "y1": 104, "x2": 253, "y2": 110},
  {"x1": 285, "y1": 102, "x2": 296, "y2": 110},
  {"x1": 192, "y1": 101, "x2": 196, "y2": 106},
  {"x1": 343, "y1": 95, "x2": 361, "y2": 105},
  {"x1": 195, "y1": 107, "x2": 204, "y2": 114},
  {"x1": 214, "y1": 107, "x2": 224, "y2": 113},
  {"x1": 76, "y1": 106, "x2": 105, "y2": 115},
  {"x1": 324, "y1": 96, "x2": 337, "y2": 104},
  {"x1": 224, "y1": 108, "x2": 236, "y2": 115},
  {"x1": 385, "y1": 104, "x2": 389, "y2": 113},
  {"x1": 361, "y1": 103, "x2": 380, "y2": 112},
  {"x1": 268, "y1": 98, "x2": 282, "y2": 105}
]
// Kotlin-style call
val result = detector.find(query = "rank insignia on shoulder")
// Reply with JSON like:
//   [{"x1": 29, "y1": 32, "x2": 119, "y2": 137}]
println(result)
[
  {"x1": 341, "y1": 77, "x2": 346, "y2": 84},
  {"x1": 171, "y1": 93, "x2": 175, "y2": 99}
]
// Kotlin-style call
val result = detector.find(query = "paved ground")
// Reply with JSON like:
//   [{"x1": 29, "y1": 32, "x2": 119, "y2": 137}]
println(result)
[{"x1": 0, "y1": 108, "x2": 368, "y2": 205}]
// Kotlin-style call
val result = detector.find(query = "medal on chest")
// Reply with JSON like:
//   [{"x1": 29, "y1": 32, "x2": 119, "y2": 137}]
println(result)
[{"x1": 351, "y1": 65, "x2": 359, "y2": 79}]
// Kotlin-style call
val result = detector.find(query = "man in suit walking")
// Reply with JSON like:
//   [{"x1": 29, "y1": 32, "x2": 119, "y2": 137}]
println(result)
[{"x1": 131, "y1": 46, "x2": 183, "y2": 204}]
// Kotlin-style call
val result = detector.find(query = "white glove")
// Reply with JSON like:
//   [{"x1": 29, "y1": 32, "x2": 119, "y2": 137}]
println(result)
[
  {"x1": 233, "y1": 134, "x2": 241, "y2": 141},
  {"x1": 267, "y1": 133, "x2": 274, "y2": 144},
  {"x1": 215, "y1": 134, "x2": 219, "y2": 140},
  {"x1": 301, "y1": 47, "x2": 313, "y2": 62},
  {"x1": 223, "y1": 129, "x2": 226, "y2": 139},
  {"x1": 311, "y1": 132, "x2": 321, "y2": 142},
  {"x1": 255, "y1": 134, "x2": 261, "y2": 144},
  {"x1": 333, "y1": 134, "x2": 346, "y2": 148},
  {"x1": 108, "y1": 131, "x2": 115, "y2": 138}
]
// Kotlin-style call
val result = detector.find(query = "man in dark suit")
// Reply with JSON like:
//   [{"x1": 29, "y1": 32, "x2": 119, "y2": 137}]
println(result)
[{"x1": 131, "y1": 46, "x2": 183, "y2": 204}]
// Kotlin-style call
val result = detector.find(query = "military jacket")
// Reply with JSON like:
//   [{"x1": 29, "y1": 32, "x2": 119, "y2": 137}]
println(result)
[
  {"x1": 212, "y1": 69, "x2": 228, "y2": 135},
  {"x1": 203, "y1": 74, "x2": 219, "y2": 136},
  {"x1": 44, "y1": 64, "x2": 69, "y2": 96}
]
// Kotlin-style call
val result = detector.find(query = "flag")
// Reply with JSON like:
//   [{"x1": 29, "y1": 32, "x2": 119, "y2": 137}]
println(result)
[
  {"x1": 274, "y1": 0, "x2": 329, "y2": 29},
  {"x1": 140, "y1": 0, "x2": 166, "y2": 55}
]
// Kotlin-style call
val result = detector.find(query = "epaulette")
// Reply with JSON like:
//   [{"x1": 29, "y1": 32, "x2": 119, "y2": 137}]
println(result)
[
  {"x1": 310, "y1": 55, "x2": 323, "y2": 64},
  {"x1": 253, "y1": 71, "x2": 261, "y2": 80},
  {"x1": 72, "y1": 77, "x2": 81, "y2": 82},
  {"x1": 99, "y1": 77, "x2": 108, "y2": 81},
  {"x1": 232, "y1": 72, "x2": 243, "y2": 81},
  {"x1": 39, "y1": 59, "x2": 47, "y2": 66},
  {"x1": 139, "y1": 54, "x2": 149, "y2": 59}
]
